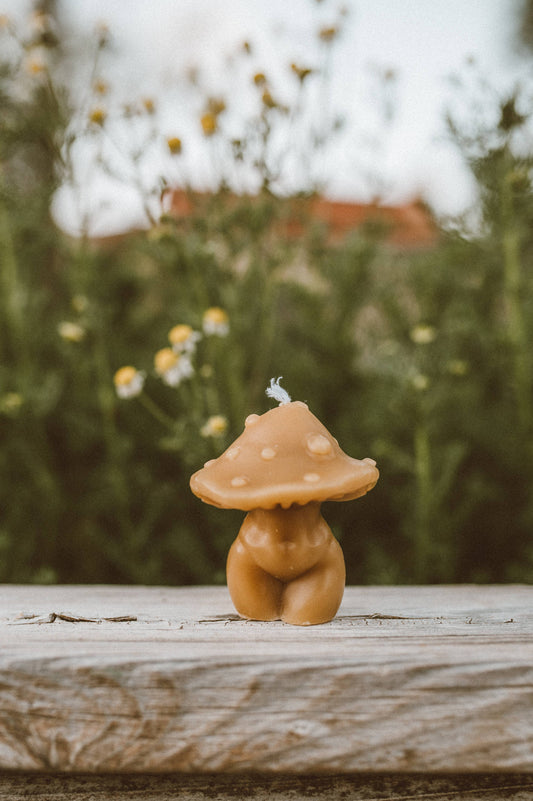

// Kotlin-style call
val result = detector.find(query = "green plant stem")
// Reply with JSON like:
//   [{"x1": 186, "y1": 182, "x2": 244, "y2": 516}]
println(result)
[
  {"x1": 89, "y1": 312, "x2": 140, "y2": 575},
  {"x1": 137, "y1": 392, "x2": 178, "y2": 431},
  {"x1": 0, "y1": 200, "x2": 65, "y2": 577},
  {"x1": 0, "y1": 201, "x2": 31, "y2": 388},
  {"x1": 501, "y1": 184, "x2": 531, "y2": 433},
  {"x1": 413, "y1": 421, "x2": 432, "y2": 583}
]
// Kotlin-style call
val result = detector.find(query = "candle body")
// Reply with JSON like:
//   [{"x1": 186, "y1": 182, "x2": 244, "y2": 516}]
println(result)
[
  {"x1": 226, "y1": 503, "x2": 345, "y2": 625},
  {"x1": 190, "y1": 399, "x2": 378, "y2": 626}
]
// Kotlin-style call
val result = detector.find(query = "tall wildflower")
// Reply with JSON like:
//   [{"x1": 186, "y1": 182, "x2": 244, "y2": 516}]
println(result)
[
  {"x1": 114, "y1": 367, "x2": 145, "y2": 399},
  {"x1": 201, "y1": 415, "x2": 228, "y2": 438},
  {"x1": 168, "y1": 324, "x2": 201, "y2": 354},
  {"x1": 202, "y1": 307, "x2": 229, "y2": 337},
  {"x1": 154, "y1": 348, "x2": 193, "y2": 387}
]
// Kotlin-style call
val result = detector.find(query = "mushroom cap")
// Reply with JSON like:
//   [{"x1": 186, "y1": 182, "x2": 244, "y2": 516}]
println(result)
[{"x1": 190, "y1": 401, "x2": 379, "y2": 511}]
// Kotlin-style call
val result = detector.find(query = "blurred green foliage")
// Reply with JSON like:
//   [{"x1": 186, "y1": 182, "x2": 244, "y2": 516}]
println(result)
[{"x1": 1, "y1": 6, "x2": 532, "y2": 586}]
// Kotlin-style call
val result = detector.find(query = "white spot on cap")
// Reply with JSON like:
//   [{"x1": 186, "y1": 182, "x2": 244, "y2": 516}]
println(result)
[
  {"x1": 363, "y1": 457, "x2": 377, "y2": 466},
  {"x1": 304, "y1": 472, "x2": 320, "y2": 483},
  {"x1": 226, "y1": 446, "x2": 240, "y2": 461},
  {"x1": 245, "y1": 414, "x2": 260, "y2": 427},
  {"x1": 307, "y1": 434, "x2": 333, "y2": 456},
  {"x1": 204, "y1": 459, "x2": 216, "y2": 468},
  {"x1": 261, "y1": 447, "x2": 276, "y2": 460},
  {"x1": 231, "y1": 476, "x2": 249, "y2": 488}
]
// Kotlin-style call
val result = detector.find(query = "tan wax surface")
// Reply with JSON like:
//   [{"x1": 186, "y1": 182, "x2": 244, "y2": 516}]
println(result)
[
  {"x1": 190, "y1": 400, "x2": 379, "y2": 625},
  {"x1": 226, "y1": 503, "x2": 346, "y2": 625},
  {"x1": 190, "y1": 401, "x2": 379, "y2": 511}
]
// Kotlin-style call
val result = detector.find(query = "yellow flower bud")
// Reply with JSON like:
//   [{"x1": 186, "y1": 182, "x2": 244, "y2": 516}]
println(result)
[
  {"x1": 262, "y1": 90, "x2": 276, "y2": 109},
  {"x1": 93, "y1": 79, "x2": 108, "y2": 95},
  {"x1": 319, "y1": 26, "x2": 338, "y2": 43},
  {"x1": 89, "y1": 107, "x2": 106, "y2": 126},
  {"x1": 58, "y1": 321, "x2": 85, "y2": 342},
  {"x1": 291, "y1": 63, "x2": 312, "y2": 82},
  {"x1": 0, "y1": 392, "x2": 24, "y2": 417},
  {"x1": 142, "y1": 97, "x2": 155, "y2": 114},
  {"x1": 200, "y1": 112, "x2": 217, "y2": 136},
  {"x1": 167, "y1": 136, "x2": 182, "y2": 155},
  {"x1": 410, "y1": 325, "x2": 436, "y2": 345},
  {"x1": 411, "y1": 373, "x2": 430, "y2": 392},
  {"x1": 208, "y1": 97, "x2": 226, "y2": 115},
  {"x1": 201, "y1": 415, "x2": 228, "y2": 438}
]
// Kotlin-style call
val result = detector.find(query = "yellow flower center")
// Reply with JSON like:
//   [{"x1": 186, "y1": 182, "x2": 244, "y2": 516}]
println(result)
[
  {"x1": 203, "y1": 307, "x2": 228, "y2": 325},
  {"x1": 154, "y1": 347, "x2": 178, "y2": 374},
  {"x1": 168, "y1": 324, "x2": 193, "y2": 345},
  {"x1": 114, "y1": 366, "x2": 139, "y2": 387}
]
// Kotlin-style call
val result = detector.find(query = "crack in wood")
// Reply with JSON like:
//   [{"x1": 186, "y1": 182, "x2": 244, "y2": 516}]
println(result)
[{"x1": 8, "y1": 613, "x2": 138, "y2": 625}]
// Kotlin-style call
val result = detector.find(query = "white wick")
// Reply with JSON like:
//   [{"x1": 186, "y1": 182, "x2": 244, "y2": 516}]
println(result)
[{"x1": 266, "y1": 376, "x2": 292, "y2": 406}]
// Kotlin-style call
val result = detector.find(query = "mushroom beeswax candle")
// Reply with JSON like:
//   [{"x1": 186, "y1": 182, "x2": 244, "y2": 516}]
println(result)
[{"x1": 190, "y1": 379, "x2": 379, "y2": 625}]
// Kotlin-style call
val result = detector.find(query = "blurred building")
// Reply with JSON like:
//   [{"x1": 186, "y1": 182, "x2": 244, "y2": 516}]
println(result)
[{"x1": 167, "y1": 189, "x2": 439, "y2": 249}]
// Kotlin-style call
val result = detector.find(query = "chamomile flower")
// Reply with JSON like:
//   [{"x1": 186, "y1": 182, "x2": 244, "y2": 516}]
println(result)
[
  {"x1": 154, "y1": 348, "x2": 193, "y2": 387},
  {"x1": 202, "y1": 307, "x2": 229, "y2": 337},
  {"x1": 71, "y1": 294, "x2": 89, "y2": 314},
  {"x1": 168, "y1": 324, "x2": 201, "y2": 354},
  {"x1": 114, "y1": 366, "x2": 145, "y2": 399},
  {"x1": 201, "y1": 415, "x2": 228, "y2": 438},
  {"x1": 447, "y1": 359, "x2": 469, "y2": 376},
  {"x1": 58, "y1": 321, "x2": 85, "y2": 343},
  {"x1": 410, "y1": 325, "x2": 436, "y2": 345},
  {"x1": 411, "y1": 373, "x2": 430, "y2": 392},
  {"x1": 0, "y1": 392, "x2": 23, "y2": 417}
]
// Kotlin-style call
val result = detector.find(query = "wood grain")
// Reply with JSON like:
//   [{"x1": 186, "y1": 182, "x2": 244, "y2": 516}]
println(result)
[
  {"x1": 1, "y1": 771, "x2": 533, "y2": 800},
  {"x1": 0, "y1": 585, "x2": 532, "y2": 774}
]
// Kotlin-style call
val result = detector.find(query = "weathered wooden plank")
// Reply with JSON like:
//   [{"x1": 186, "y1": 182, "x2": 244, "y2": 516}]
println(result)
[
  {"x1": 1, "y1": 771, "x2": 533, "y2": 801},
  {"x1": 0, "y1": 585, "x2": 532, "y2": 774}
]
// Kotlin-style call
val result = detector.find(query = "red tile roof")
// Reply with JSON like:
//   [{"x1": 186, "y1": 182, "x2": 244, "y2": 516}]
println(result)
[{"x1": 167, "y1": 189, "x2": 438, "y2": 249}]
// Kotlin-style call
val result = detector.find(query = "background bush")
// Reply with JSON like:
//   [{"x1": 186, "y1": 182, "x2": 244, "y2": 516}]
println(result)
[{"x1": 1, "y1": 6, "x2": 532, "y2": 585}]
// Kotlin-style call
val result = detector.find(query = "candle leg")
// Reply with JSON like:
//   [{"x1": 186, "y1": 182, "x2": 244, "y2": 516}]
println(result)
[
  {"x1": 226, "y1": 537, "x2": 283, "y2": 621},
  {"x1": 281, "y1": 537, "x2": 346, "y2": 626}
]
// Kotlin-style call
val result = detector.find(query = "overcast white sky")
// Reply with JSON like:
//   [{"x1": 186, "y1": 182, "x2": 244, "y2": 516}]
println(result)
[{"x1": 2, "y1": 0, "x2": 531, "y2": 234}]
